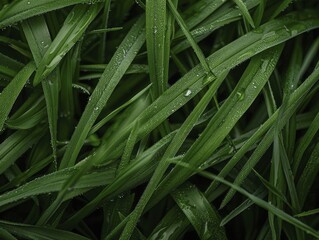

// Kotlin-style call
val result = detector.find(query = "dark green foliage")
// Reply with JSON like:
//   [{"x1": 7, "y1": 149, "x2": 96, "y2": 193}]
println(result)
[{"x1": 0, "y1": 0, "x2": 319, "y2": 239}]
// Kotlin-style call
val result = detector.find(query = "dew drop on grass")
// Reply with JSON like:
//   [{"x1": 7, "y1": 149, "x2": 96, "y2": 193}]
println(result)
[
  {"x1": 184, "y1": 89, "x2": 192, "y2": 97},
  {"x1": 27, "y1": 1, "x2": 31, "y2": 4},
  {"x1": 236, "y1": 90, "x2": 245, "y2": 101}
]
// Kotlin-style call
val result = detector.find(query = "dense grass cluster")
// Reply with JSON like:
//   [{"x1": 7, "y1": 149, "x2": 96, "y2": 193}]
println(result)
[{"x1": 0, "y1": 0, "x2": 319, "y2": 239}]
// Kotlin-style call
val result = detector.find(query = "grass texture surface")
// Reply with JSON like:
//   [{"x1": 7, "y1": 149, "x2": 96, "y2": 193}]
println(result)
[{"x1": 0, "y1": 0, "x2": 319, "y2": 239}]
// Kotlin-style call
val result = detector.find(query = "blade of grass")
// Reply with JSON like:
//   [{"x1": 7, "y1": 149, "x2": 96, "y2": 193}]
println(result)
[
  {"x1": 22, "y1": 15, "x2": 60, "y2": 168},
  {"x1": 232, "y1": 0, "x2": 255, "y2": 28},
  {"x1": 33, "y1": 4, "x2": 101, "y2": 85},
  {"x1": 0, "y1": 0, "x2": 101, "y2": 28},
  {"x1": 172, "y1": 182, "x2": 227, "y2": 240},
  {"x1": 0, "y1": 220, "x2": 90, "y2": 240},
  {"x1": 0, "y1": 62, "x2": 35, "y2": 131}
]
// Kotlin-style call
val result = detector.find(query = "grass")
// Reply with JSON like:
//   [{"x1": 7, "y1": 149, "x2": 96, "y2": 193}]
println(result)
[{"x1": 0, "y1": 0, "x2": 319, "y2": 239}]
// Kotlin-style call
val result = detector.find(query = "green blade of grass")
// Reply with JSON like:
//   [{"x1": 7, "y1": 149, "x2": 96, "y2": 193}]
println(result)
[
  {"x1": 33, "y1": 4, "x2": 100, "y2": 85},
  {"x1": 0, "y1": 127, "x2": 45, "y2": 175},
  {"x1": 172, "y1": 182, "x2": 227, "y2": 240},
  {"x1": 0, "y1": 61, "x2": 35, "y2": 131},
  {"x1": 232, "y1": 0, "x2": 255, "y2": 28},
  {"x1": 297, "y1": 142, "x2": 319, "y2": 207},
  {"x1": 168, "y1": 0, "x2": 214, "y2": 76},
  {"x1": 175, "y1": 163, "x2": 319, "y2": 239},
  {"x1": 0, "y1": 227, "x2": 17, "y2": 240},
  {"x1": 145, "y1": 0, "x2": 167, "y2": 98},
  {"x1": 0, "y1": 165, "x2": 115, "y2": 208},
  {"x1": 0, "y1": 0, "x2": 101, "y2": 29},
  {"x1": 0, "y1": 220, "x2": 90, "y2": 240},
  {"x1": 22, "y1": 15, "x2": 60, "y2": 168}
]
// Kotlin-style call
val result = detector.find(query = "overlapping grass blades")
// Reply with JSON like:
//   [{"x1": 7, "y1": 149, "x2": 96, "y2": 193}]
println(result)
[{"x1": 0, "y1": 1, "x2": 319, "y2": 239}]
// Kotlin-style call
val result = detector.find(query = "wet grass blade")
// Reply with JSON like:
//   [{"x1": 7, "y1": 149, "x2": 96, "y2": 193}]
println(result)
[
  {"x1": 0, "y1": 0, "x2": 99, "y2": 28},
  {"x1": 0, "y1": 62, "x2": 35, "y2": 131},
  {"x1": 22, "y1": 16, "x2": 59, "y2": 167},
  {"x1": 33, "y1": 4, "x2": 100, "y2": 85},
  {"x1": 172, "y1": 182, "x2": 227, "y2": 240}
]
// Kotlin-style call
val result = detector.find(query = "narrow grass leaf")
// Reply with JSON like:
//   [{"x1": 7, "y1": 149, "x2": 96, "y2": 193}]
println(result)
[
  {"x1": 172, "y1": 182, "x2": 227, "y2": 240},
  {"x1": 0, "y1": 62, "x2": 35, "y2": 131},
  {"x1": 0, "y1": 0, "x2": 101, "y2": 28},
  {"x1": 33, "y1": 4, "x2": 100, "y2": 85},
  {"x1": 0, "y1": 220, "x2": 90, "y2": 240}
]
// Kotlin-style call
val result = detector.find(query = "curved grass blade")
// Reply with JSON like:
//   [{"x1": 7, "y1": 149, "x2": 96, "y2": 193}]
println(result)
[
  {"x1": 221, "y1": 187, "x2": 267, "y2": 226},
  {"x1": 33, "y1": 4, "x2": 100, "y2": 85},
  {"x1": 0, "y1": 127, "x2": 44, "y2": 175},
  {"x1": 22, "y1": 15, "x2": 59, "y2": 167},
  {"x1": 293, "y1": 111, "x2": 319, "y2": 174},
  {"x1": 6, "y1": 97, "x2": 46, "y2": 130},
  {"x1": 148, "y1": 207, "x2": 189, "y2": 240},
  {"x1": 0, "y1": 52, "x2": 24, "y2": 78},
  {"x1": 0, "y1": 0, "x2": 101, "y2": 29},
  {"x1": 268, "y1": 0, "x2": 294, "y2": 20},
  {"x1": 297, "y1": 142, "x2": 319, "y2": 207},
  {"x1": 0, "y1": 166, "x2": 115, "y2": 208},
  {"x1": 168, "y1": 0, "x2": 214, "y2": 76},
  {"x1": 295, "y1": 208, "x2": 319, "y2": 218},
  {"x1": 0, "y1": 220, "x2": 90, "y2": 240},
  {"x1": 233, "y1": 0, "x2": 255, "y2": 28},
  {"x1": 90, "y1": 84, "x2": 151, "y2": 135},
  {"x1": 173, "y1": 0, "x2": 260, "y2": 53},
  {"x1": 0, "y1": 228, "x2": 17, "y2": 240},
  {"x1": 172, "y1": 182, "x2": 227, "y2": 240},
  {"x1": 178, "y1": 0, "x2": 226, "y2": 34},
  {"x1": 0, "y1": 61, "x2": 35, "y2": 131}
]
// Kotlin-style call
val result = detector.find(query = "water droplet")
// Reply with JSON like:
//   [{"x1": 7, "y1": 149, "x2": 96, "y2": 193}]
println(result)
[
  {"x1": 184, "y1": 89, "x2": 192, "y2": 97},
  {"x1": 94, "y1": 107, "x2": 99, "y2": 111},
  {"x1": 27, "y1": 1, "x2": 31, "y2": 4},
  {"x1": 236, "y1": 90, "x2": 245, "y2": 101}
]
